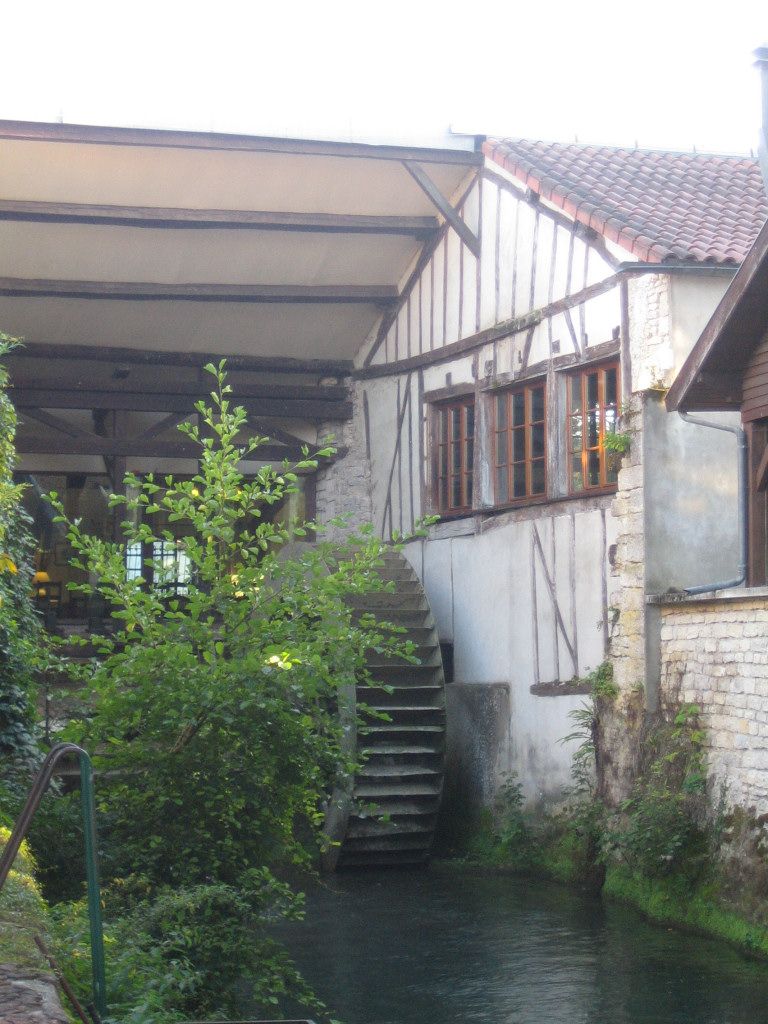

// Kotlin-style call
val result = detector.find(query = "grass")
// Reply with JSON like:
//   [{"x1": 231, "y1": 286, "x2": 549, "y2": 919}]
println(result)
[{"x1": 0, "y1": 825, "x2": 50, "y2": 969}]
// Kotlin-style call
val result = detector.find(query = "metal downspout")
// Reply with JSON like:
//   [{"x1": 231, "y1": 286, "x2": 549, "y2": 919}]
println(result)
[{"x1": 678, "y1": 412, "x2": 747, "y2": 594}]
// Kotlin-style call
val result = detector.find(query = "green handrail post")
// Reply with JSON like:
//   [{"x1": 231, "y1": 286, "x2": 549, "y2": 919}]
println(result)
[
  {"x1": 78, "y1": 748, "x2": 107, "y2": 1019},
  {"x1": 0, "y1": 742, "x2": 108, "y2": 1019}
]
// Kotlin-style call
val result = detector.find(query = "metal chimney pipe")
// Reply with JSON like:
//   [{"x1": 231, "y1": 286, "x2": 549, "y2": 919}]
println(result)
[{"x1": 755, "y1": 45, "x2": 768, "y2": 193}]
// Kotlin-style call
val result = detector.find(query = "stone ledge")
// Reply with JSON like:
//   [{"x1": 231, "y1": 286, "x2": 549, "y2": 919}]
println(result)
[
  {"x1": 529, "y1": 680, "x2": 592, "y2": 696},
  {"x1": 0, "y1": 965, "x2": 67, "y2": 1024},
  {"x1": 648, "y1": 587, "x2": 768, "y2": 607}
]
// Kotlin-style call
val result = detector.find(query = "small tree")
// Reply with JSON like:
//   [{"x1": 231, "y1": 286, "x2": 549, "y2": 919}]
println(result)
[{"x1": 51, "y1": 363, "x2": 412, "y2": 1014}]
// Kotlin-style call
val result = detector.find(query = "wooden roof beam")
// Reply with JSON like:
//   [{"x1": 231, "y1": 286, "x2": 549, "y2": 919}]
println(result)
[
  {"x1": 8, "y1": 343, "x2": 354, "y2": 377},
  {"x1": 0, "y1": 278, "x2": 398, "y2": 304},
  {"x1": 0, "y1": 199, "x2": 439, "y2": 237},
  {"x1": 0, "y1": 119, "x2": 484, "y2": 166},
  {"x1": 15, "y1": 389, "x2": 352, "y2": 421},
  {"x1": 403, "y1": 161, "x2": 480, "y2": 258}
]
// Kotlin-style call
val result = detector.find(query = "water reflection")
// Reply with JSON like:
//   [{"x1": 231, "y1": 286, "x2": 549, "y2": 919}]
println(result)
[{"x1": 268, "y1": 869, "x2": 768, "y2": 1024}]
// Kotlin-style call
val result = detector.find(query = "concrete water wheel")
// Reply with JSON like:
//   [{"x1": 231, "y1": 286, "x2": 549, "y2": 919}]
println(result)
[{"x1": 324, "y1": 550, "x2": 446, "y2": 869}]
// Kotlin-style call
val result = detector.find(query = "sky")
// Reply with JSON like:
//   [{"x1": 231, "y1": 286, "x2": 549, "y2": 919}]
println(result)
[{"x1": 2, "y1": 0, "x2": 767, "y2": 155}]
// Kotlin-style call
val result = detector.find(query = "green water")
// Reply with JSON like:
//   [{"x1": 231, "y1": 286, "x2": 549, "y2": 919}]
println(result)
[{"x1": 271, "y1": 869, "x2": 768, "y2": 1024}]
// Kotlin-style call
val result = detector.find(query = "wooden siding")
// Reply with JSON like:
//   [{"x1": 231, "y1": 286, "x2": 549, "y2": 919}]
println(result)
[{"x1": 742, "y1": 331, "x2": 768, "y2": 422}]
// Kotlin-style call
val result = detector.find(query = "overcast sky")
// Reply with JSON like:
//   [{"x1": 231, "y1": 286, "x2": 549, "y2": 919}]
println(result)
[{"x1": 3, "y1": 0, "x2": 767, "y2": 154}]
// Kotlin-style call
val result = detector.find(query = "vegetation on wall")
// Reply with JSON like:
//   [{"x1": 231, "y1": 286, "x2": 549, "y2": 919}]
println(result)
[{"x1": 0, "y1": 335, "x2": 50, "y2": 822}]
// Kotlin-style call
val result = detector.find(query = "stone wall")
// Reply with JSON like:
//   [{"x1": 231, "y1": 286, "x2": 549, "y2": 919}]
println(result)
[
  {"x1": 0, "y1": 966, "x2": 68, "y2": 1024},
  {"x1": 656, "y1": 591, "x2": 768, "y2": 816},
  {"x1": 315, "y1": 379, "x2": 373, "y2": 538},
  {"x1": 609, "y1": 273, "x2": 672, "y2": 697}
]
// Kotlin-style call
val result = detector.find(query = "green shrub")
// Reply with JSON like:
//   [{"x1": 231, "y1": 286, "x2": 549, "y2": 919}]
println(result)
[{"x1": 608, "y1": 704, "x2": 708, "y2": 880}]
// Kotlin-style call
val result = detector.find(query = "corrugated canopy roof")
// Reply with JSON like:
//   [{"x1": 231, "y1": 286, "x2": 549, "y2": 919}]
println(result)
[{"x1": 0, "y1": 119, "x2": 482, "y2": 364}]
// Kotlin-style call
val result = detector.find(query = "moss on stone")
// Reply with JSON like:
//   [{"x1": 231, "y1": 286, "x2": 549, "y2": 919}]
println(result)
[{"x1": 604, "y1": 864, "x2": 768, "y2": 959}]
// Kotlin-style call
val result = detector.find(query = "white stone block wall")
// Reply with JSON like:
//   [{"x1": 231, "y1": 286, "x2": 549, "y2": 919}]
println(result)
[
  {"x1": 658, "y1": 596, "x2": 768, "y2": 816},
  {"x1": 314, "y1": 380, "x2": 373, "y2": 538},
  {"x1": 609, "y1": 274, "x2": 671, "y2": 695}
]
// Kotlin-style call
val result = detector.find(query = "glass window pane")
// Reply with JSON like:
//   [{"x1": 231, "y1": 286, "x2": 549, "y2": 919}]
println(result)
[
  {"x1": 513, "y1": 428, "x2": 526, "y2": 463},
  {"x1": 496, "y1": 466, "x2": 508, "y2": 502},
  {"x1": 452, "y1": 441, "x2": 462, "y2": 472},
  {"x1": 571, "y1": 455, "x2": 583, "y2": 491},
  {"x1": 496, "y1": 431, "x2": 507, "y2": 464},
  {"x1": 570, "y1": 415, "x2": 583, "y2": 452},
  {"x1": 439, "y1": 477, "x2": 448, "y2": 508},
  {"x1": 532, "y1": 459, "x2": 545, "y2": 494},
  {"x1": 570, "y1": 376, "x2": 582, "y2": 415},
  {"x1": 605, "y1": 367, "x2": 618, "y2": 407},
  {"x1": 438, "y1": 410, "x2": 447, "y2": 444},
  {"x1": 440, "y1": 445, "x2": 448, "y2": 475},
  {"x1": 466, "y1": 476, "x2": 473, "y2": 506},
  {"x1": 513, "y1": 462, "x2": 526, "y2": 498},
  {"x1": 512, "y1": 391, "x2": 525, "y2": 426},
  {"x1": 587, "y1": 409, "x2": 599, "y2": 448},
  {"x1": 605, "y1": 406, "x2": 617, "y2": 433},
  {"x1": 588, "y1": 450, "x2": 601, "y2": 486},
  {"x1": 466, "y1": 439, "x2": 474, "y2": 472},
  {"x1": 465, "y1": 403, "x2": 475, "y2": 438},
  {"x1": 452, "y1": 476, "x2": 462, "y2": 507},
  {"x1": 607, "y1": 459, "x2": 619, "y2": 486},
  {"x1": 532, "y1": 423, "x2": 545, "y2": 458},
  {"x1": 531, "y1": 386, "x2": 545, "y2": 422},
  {"x1": 496, "y1": 394, "x2": 507, "y2": 429},
  {"x1": 451, "y1": 408, "x2": 461, "y2": 441},
  {"x1": 125, "y1": 542, "x2": 142, "y2": 580},
  {"x1": 587, "y1": 372, "x2": 599, "y2": 407}
]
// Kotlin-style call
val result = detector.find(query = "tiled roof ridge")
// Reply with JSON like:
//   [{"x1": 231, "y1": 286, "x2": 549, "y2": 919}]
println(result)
[
  {"x1": 483, "y1": 137, "x2": 768, "y2": 266},
  {"x1": 487, "y1": 135, "x2": 757, "y2": 162}
]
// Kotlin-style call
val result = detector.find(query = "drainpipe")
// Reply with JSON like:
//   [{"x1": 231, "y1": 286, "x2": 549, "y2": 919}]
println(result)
[
  {"x1": 755, "y1": 46, "x2": 768, "y2": 194},
  {"x1": 678, "y1": 412, "x2": 747, "y2": 594}
]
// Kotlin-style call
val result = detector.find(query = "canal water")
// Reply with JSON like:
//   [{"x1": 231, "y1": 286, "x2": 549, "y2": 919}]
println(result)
[{"x1": 272, "y1": 868, "x2": 768, "y2": 1024}]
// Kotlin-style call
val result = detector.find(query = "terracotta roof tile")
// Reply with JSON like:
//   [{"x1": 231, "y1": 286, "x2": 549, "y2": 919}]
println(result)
[{"x1": 484, "y1": 138, "x2": 768, "y2": 265}]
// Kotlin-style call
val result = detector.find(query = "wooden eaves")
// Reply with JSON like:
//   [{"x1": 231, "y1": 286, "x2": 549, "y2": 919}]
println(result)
[{"x1": 666, "y1": 217, "x2": 768, "y2": 413}]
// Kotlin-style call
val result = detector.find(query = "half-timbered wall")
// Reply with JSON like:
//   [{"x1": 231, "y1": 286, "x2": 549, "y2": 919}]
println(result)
[
  {"x1": 354, "y1": 160, "x2": 741, "y2": 804},
  {"x1": 355, "y1": 162, "x2": 626, "y2": 802}
]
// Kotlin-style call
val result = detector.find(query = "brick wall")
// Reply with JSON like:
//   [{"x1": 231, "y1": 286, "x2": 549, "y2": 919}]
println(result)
[{"x1": 658, "y1": 593, "x2": 768, "y2": 815}]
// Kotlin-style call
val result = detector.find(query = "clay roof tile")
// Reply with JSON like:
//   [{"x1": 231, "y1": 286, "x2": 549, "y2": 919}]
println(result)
[{"x1": 484, "y1": 139, "x2": 768, "y2": 264}]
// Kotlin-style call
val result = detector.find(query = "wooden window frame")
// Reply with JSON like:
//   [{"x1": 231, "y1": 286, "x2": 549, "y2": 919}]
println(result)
[
  {"x1": 431, "y1": 396, "x2": 475, "y2": 514},
  {"x1": 566, "y1": 360, "x2": 620, "y2": 495},
  {"x1": 492, "y1": 380, "x2": 547, "y2": 505}
]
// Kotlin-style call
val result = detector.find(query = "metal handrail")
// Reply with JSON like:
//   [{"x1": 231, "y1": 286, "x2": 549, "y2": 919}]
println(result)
[{"x1": 0, "y1": 742, "x2": 107, "y2": 1018}]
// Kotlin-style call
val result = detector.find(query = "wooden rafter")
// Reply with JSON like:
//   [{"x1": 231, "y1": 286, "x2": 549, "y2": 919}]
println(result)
[
  {"x1": 15, "y1": 389, "x2": 351, "y2": 421},
  {"x1": 403, "y1": 162, "x2": 480, "y2": 257},
  {"x1": 0, "y1": 278, "x2": 398, "y2": 304},
  {"x1": 15, "y1": 434, "x2": 306, "y2": 461},
  {"x1": 7, "y1": 369, "x2": 349, "y2": 404},
  {"x1": 0, "y1": 199, "x2": 438, "y2": 237},
  {"x1": 8, "y1": 342, "x2": 352, "y2": 377},
  {"x1": 19, "y1": 407, "x2": 92, "y2": 439}
]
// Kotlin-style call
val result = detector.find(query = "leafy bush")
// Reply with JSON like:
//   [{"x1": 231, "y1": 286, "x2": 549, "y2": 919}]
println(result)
[{"x1": 46, "y1": 363, "x2": 417, "y2": 1016}]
